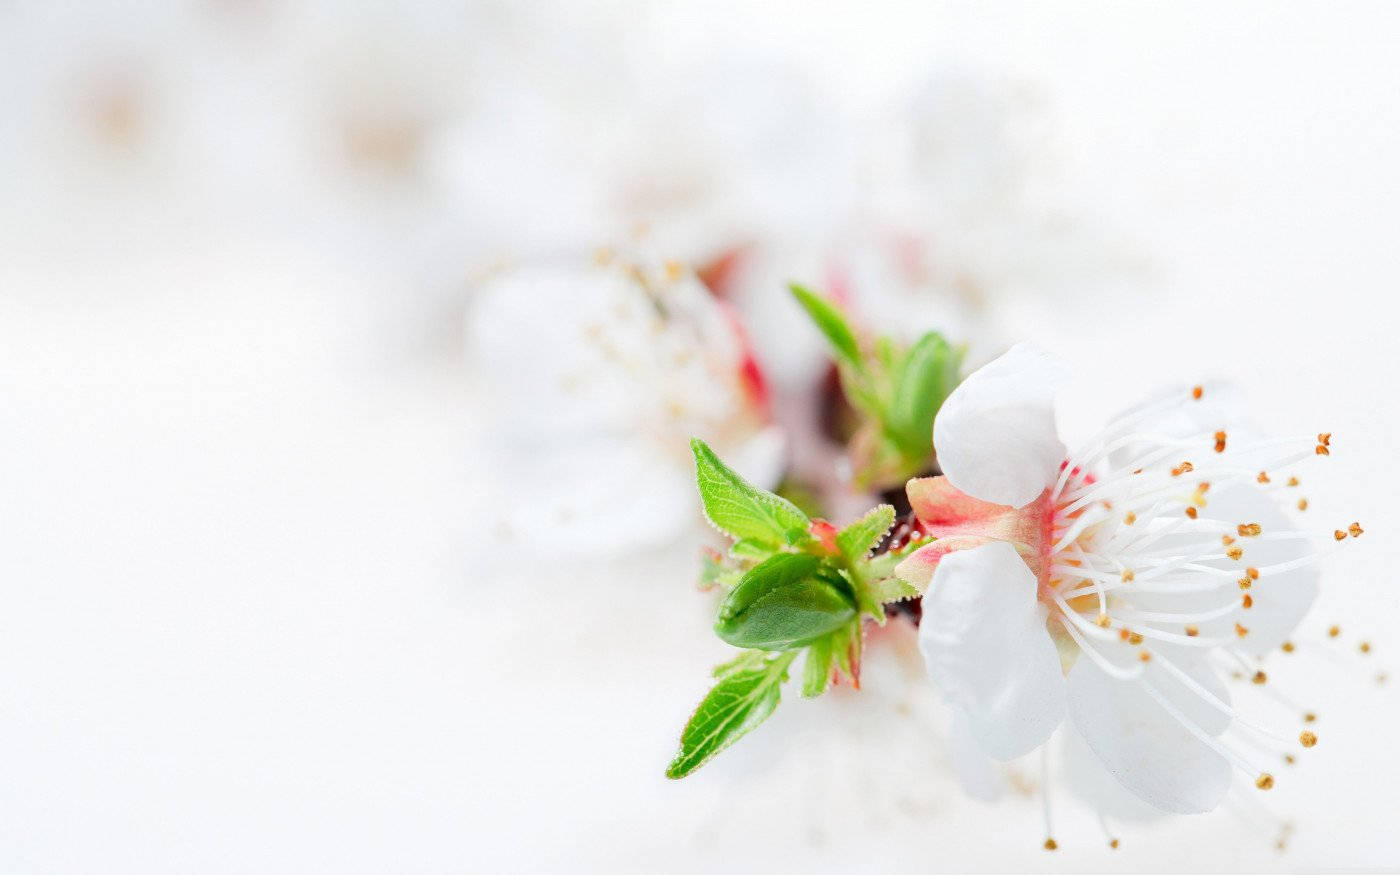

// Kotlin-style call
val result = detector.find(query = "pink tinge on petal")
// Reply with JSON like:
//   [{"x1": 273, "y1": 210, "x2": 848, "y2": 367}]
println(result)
[
  {"x1": 909, "y1": 476, "x2": 1023, "y2": 538},
  {"x1": 695, "y1": 246, "x2": 748, "y2": 298},
  {"x1": 895, "y1": 535, "x2": 992, "y2": 591},
  {"x1": 905, "y1": 476, "x2": 1053, "y2": 578},
  {"x1": 1057, "y1": 459, "x2": 1095, "y2": 487},
  {"x1": 714, "y1": 298, "x2": 772, "y2": 419}
]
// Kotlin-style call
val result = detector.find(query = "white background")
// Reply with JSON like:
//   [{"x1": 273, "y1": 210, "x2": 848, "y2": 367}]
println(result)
[{"x1": 2, "y1": 1, "x2": 1397, "y2": 871}]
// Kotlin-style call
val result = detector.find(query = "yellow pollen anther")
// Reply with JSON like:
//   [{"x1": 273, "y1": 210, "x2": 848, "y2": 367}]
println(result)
[
  {"x1": 1329, "y1": 625, "x2": 1341, "y2": 638},
  {"x1": 1192, "y1": 385, "x2": 1203, "y2": 399},
  {"x1": 1185, "y1": 625, "x2": 1199, "y2": 637},
  {"x1": 1282, "y1": 641, "x2": 1296, "y2": 653},
  {"x1": 1222, "y1": 535, "x2": 1236, "y2": 546},
  {"x1": 1138, "y1": 650, "x2": 1152, "y2": 662},
  {"x1": 1316, "y1": 444, "x2": 1330, "y2": 456},
  {"x1": 1227, "y1": 546, "x2": 1244, "y2": 560},
  {"x1": 1257, "y1": 471, "x2": 1271, "y2": 484},
  {"x1": 1043, "y1": 838, "x2": 1058, "y2": 851},
  {"x1": 1284, "y1": 754, "x2": 1296, "y2": 765},
  {"x1": 1185, "y1": 507, "x2": 1198, "y2": 519},
  {"x1": 1349, "y1": 522, "x2": 1364, "y2": 537},
  {"x1": 1109, "y1": 838, "x2": 1120, "y2": 849},
  {"x1": 1288, "y1": 476, "x2": 1300, "y2": 487},
  {"x1": 1243, "y1": 593, "x2": 1254, "y2": 609},
  {"x1": 1214, "y1": 431, "x2": 1227, "y2": 452},
  {"x1": 1247, "y1": 567, "x2": 1260, "y2": 580},
  {"x1": 1304, "y1": 712, "x2": 1317, "y2": 723},
  {"x1": 1256, "y1": 773, "x2": 1275, "y2": 790},
  {"x1": 1252, "y1": 670, "x2": 1267, "y2": 684},
  {"x1": 1238, "y1": 577, "x2": 1252, "y2": 590},
  {"x1": 1319, "y1": 432, "x2": 1332, "y2": 447},
  {"x1": 1096, "y1": 613, "x2": 1111, "y2": 628},
  {"x1": 1118, "y1": 629, "x2": 1131, "y2": 641},
  {"x1": 1172, "y1": 461, "x2": 1194, "y2": 477},
  {"x1": 1238, "y1": 523, "x2": 1262, "y2": 537},
  {"x1": 1120, "y1": 569, "x2": 1135, "y2": 582},
  {"x1": 1235, "y1": 623, "x2": 1250, "y2": 638},
  {"x1": 1334, "y1": 529, "x2": 1347, "y2": 541},
  {"x1": 1360, "y1": 640, "x2": 1372, "y2": 654},
  {"x1": 1124, "y1": 512, "x2": 1137, "y2": 525},
  {"x1": 1299, "y1": 730, "x2": 1318, "y2": 748},
  {"x1": 1298, "y1": 498, "x2": 1309, "y2": 511},
  {"x1": 1128, "y1": 632, "x2": 1144, "y2": 645}
]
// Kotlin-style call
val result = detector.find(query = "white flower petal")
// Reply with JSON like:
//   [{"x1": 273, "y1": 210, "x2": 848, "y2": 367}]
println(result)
[
  {"x1": 918, "y1": 542, "x2": 1065, "y2": 760},
  {"x1": 1109, "y1": 482, "x2": 1316, "y2": 657},
  {"x1": 1204, "y1": 484, "x2": 1318, "y2": 655},
  {"x1": 947, "y1": 708, "x2": 1007, "y2": 802},
  {"x1": 1122, "y1": 483, "x2": 1318, "y2": 655},
  {"x1": 1105, "y1": 380, "x2": 1247, "y2": 438},
  {"x1": 1060, "y1": 722, "x2": 1166, "y2": 823},
  {"x1": 933, "y1": 342, "x2": 1069, "y2": 508},
  {"x1": 1066, "y1": 656, "x2": 1232, "y2": 815},
  {"x1": 1101, "y1": 380, "x2": 1255, "y2": 471}
]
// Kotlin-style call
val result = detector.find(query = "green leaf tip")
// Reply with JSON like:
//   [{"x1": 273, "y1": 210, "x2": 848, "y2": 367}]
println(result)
[
  {"x1": 886, "y1": 331, "x2": 960, "y2": 457},
  {"x1": 789, "y1": 283, "x2": 861, "y2": 369},
  {"x1": 801, "y1": 632, "x2": 837, "y2": 698},
  {"x1": 835, "y1": 504, "x2": 896, "y2": 562},
  {"x1": 665, "y1": 651, "x2": 796, "y2": 779},
  {"x1": 691, "y1": 438, "x2": 810, "y2": 548}
]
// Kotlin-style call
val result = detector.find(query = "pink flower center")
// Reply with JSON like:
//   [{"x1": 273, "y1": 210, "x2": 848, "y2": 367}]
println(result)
[{"x1": 897, "y1": 472, "x2": 1092, "y2": 612}]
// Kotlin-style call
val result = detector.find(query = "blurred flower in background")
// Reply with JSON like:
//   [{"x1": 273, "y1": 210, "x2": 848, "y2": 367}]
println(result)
[
  {"x1": 447, "y1": 19, "x2": 1132, "y2": 555},
  {"x1": 468, "y1": 255, "x2": 783, "y2": 556},
  {"x1": 4, "y1": 1, "x2": 1395, "y2": 873}
]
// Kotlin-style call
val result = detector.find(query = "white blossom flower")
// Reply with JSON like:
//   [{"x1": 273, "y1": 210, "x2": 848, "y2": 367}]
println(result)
[
  {"x1": 896, "y1": 343, "x2": 1358, "y2": 815},
  {"x1": 467, "y1": 255, "x2": 785, "y2": 557}
]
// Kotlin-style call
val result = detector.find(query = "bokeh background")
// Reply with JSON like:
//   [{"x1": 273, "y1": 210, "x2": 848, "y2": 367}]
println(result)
[{"x1": 3, "y1": 1, "x2": 1398, "y2": 872}]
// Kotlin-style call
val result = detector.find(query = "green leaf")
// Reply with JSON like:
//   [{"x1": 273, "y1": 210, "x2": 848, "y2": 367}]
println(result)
[
  {"x1": 715, "y1": 553, "x2": 857, "y2": 650},
  {"x1": 839, "y1": 362, "x2": 884, "y2": 422},
  {"x1": 666, "y1": 652, "x2": 796, "y2": 779},
  {"x1": 859, "y1": 544, "x2": 924, "y2": 606},
  {"x1": 728, "y1": 538, "x2": 773, "y2": 560},
  {"x1": 790, "y1": 284, "x2": 862, "y2": 370},
  {"x1": 866, "y1": 573, "x2": 921, "y2": 604},
  {"x1": 699, "y1": 549, "x2": 743, "y2": 591},
  {"x1": 711, "y1": 649, "x2": 769, "y2": 678},
  {"x1": 836, "y1": 504, "x2": 895, "y2": 563},
  {"x1": 830, "y1": 505, "x2": 898, "y2": 622},
  {"x1": 692, "y1": 439, "x2": 811, "y2": 548},
  {"x1": 827, "y1": 620, "x2": 862, "y2": 688},
  {"x1": 774, "y1": 477, "x2": 825, "y2": 520},
  {"x1": 801, "y1": 633, "x2": 836, "y2": 697},
  {"x1": 875, "y1": 336, "x2": 898, "y2": 372},
  {"x1": 854, "y1": 585, "x2": 886, "y2": 624},
  {"x1": 886, "y1": 331, "x2": 960, "y2": 456}
]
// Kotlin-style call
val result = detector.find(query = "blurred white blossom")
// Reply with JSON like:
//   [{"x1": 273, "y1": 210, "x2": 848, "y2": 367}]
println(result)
[{"x1": 467, "y1": 256, "x2": 785, "y2": 557}]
